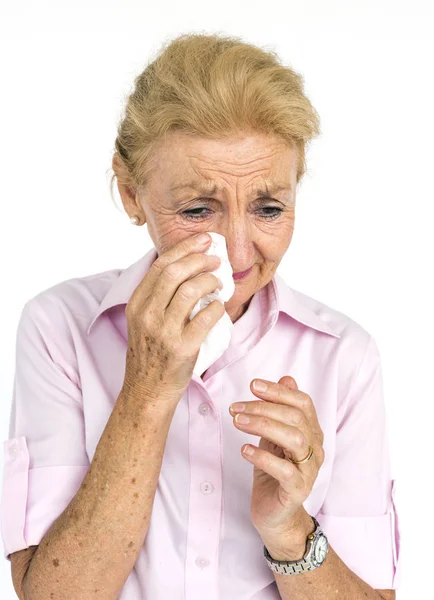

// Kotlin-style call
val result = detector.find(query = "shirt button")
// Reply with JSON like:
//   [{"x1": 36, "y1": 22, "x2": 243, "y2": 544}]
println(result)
[
  {"x1": 200, "y1": 481, "x2": 214, "y2": 494},
  {"x1": 8, "y1": 442, "x2": 19, "y2": 458},
  {"x1": 198, "y1": 402, "x2": 211, "y2": 416},
  {"x1": 195, "y1": 556, "x2": 210, "y2": 569}
]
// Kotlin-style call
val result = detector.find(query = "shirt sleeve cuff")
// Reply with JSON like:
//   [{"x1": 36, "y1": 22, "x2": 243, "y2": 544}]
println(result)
[
  {"x1": 1, "y1": 436, "x2": 89, "y2": 560},
  {"x1": 315, "y1": 479, "x2": 401, "y2": 590}
]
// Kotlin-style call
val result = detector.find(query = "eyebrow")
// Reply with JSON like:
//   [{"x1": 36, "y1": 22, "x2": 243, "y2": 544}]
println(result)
[{"x1": 170, "y1": 180, "x2": 292, "y2": 196}]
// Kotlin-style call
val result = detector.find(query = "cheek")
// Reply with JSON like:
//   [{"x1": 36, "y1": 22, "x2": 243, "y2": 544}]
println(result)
[
  {"x1": 272, "y1": 218, "x2": 295, "y2": 250},
  {"x1": 258, "y1": 223, "x2": 294, "y2": 259}
]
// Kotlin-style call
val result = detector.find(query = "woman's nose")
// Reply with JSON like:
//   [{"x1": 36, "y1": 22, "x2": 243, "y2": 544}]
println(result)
[{"x1": 220, "y1": 237, "x2": 255, "y2": 273}]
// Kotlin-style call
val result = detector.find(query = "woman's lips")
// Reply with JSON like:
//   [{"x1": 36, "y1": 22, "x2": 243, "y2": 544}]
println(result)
[{"x1": 232, "y1": 266, "x2": 253, "y2": 280}]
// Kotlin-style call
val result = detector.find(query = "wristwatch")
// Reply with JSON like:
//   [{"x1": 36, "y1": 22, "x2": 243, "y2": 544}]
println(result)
[{"x1": 263, "y1": 516, "x2": 328, "y2": 575}]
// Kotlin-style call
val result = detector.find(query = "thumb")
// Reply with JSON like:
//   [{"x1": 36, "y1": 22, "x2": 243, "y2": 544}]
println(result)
[{"x1": 279, "y1": 375, "x2": 299, "y2": 391}]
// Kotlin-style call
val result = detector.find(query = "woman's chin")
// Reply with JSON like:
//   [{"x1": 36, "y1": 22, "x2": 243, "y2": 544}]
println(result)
[{"x1": 224, "y1": 294, "x2": 253, "y2": 323}]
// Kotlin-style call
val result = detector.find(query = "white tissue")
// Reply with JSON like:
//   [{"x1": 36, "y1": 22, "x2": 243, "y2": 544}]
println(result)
[{"x1": 189, "y1": 232, "x2": 236, "y2": 376}]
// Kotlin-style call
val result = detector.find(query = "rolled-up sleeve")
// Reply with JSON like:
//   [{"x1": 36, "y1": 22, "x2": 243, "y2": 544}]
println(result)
[
  {"x1": 1, "y1": 297, "x2": 89, "y2": 560},
  {"x1": 315, "y1": 335, "x2": 401, "y2": 590}
]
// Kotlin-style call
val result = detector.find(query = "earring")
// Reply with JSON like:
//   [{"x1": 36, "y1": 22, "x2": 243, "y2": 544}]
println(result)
[{"x1": 130, "y1": 216, "x2": 139, "y2": 225}]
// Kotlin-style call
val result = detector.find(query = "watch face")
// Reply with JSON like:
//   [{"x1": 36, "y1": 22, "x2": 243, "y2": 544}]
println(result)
[{"x1": 314, "y1": 535, "x2": 328, "y2": 564}]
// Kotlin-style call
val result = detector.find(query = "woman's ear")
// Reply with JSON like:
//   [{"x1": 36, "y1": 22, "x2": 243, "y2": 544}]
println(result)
[{"x1": 112, "y1": 155, "x2": 145, "y2": 223}]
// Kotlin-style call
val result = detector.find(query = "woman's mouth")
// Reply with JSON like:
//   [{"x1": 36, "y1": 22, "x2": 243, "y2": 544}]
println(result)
[{"x1": 232, "y1": 266, "x2": 253, "y2": 280}]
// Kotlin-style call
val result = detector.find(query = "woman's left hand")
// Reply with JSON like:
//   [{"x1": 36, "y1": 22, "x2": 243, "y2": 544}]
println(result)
[{"x1": 229, "y1": 375, "x2": 325, "y2": 541}]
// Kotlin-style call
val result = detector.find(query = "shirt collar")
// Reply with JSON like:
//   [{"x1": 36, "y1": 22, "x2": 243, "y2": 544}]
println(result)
[{"x1": 86, "y1": 247, "x2": 340, "y2": 339}]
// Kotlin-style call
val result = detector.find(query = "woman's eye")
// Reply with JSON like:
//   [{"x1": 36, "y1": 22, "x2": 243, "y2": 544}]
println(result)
[
  {"x1": 181, "y1": 207, "x2": 283, "y2": 221},
  {"x1": 259, "y1": 207, "x2": 283, "y2": 220},
  {"x1": 181, "y1": 207, "x2": 211, "y2": 220}
]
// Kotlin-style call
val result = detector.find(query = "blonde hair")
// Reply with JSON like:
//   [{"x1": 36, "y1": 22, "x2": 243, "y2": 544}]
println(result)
[{"x1": 110, "y1": 32, "x2": 321, "y2": 203}]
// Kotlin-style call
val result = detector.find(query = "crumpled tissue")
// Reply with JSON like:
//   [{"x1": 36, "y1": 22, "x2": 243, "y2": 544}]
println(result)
[{"x1": 189, "y1": 232, "x2": 235, "y2": 376}]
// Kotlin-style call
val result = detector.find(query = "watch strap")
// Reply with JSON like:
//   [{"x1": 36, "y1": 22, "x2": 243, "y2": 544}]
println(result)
[{"x1": 263, "y1": 516, "x2": 326, "y2": 575}]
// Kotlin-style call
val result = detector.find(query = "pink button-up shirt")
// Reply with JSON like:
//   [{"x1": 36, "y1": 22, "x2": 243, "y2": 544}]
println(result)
[{"x1": 1, "y1": 246, "x2": 401, "y2": 598}]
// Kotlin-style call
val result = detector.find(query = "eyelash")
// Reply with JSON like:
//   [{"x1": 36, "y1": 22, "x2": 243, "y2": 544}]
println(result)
[{"x1": 181, "y1": 206, "x2": 284, "y2": 221}]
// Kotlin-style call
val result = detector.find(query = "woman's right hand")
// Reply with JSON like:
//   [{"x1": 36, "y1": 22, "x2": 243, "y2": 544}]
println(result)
[{"x1": 123, "y1": 233, "x2": 226, "y2": 400}]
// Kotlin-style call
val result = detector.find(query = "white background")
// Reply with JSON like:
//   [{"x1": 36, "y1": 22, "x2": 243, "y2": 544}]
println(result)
[{"x1": 1, "y1": 1, "x2": 433, "y2": 598}]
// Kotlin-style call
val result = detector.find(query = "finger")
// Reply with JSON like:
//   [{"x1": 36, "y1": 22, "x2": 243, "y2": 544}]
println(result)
[
  {"x1": 229, "y1": 401, "x2": 308, "y2": 432},
  {"x1": 144, "y1": 233, "x2": 215, "y2": 307},
  {"x1": 250, "y1": 379, "x2": 322, "y2": 433},
  {"x1": 279, "y1": 375, "x2": 299, "y2": 391},
  {"x1": 154, "y1": 253, "x2": 220, "y2": 313},
  {"x1": 233, "y1": 413, "x2": 311, "y2": 463},
  {"x1": 149, "y1": 233, "x2": 211, "y2": 281},
  {"x1": 230, "y1": 398, "x2": 323, "y2": 446},
  {"x1": 241, "y1": 443, "x2": 305, "y2": 497}
]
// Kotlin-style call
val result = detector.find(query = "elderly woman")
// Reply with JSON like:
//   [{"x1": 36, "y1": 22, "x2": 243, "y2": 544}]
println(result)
[{"x1": 2, "y1": 33, "x2": 400, "y2": 600}]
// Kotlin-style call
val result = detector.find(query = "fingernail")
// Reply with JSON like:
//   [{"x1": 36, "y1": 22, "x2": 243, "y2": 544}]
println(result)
[
  {"x1": 253, "y1": 380, "x2": 267, "y2": 392},
  {"x1": 243, "y1": 445, "x2": 254, "y2": 456},
  {"x1": 230, "y1": 402, "x2": 246, "y2": 413},
  {"x1": 196, "y1": 233, "x2": 210, "y2": 244}
]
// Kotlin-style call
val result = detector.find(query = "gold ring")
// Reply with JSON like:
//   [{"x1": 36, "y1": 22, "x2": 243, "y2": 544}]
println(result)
[{"x1": 287, "y1": 444, "x2": 314, "y2": 464}]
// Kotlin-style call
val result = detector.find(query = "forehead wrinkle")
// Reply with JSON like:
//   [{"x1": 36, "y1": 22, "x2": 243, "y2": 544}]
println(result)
[
  {"x1": 170, "y1": 179, "x2": 292, "y2": 196},
  {"x1": 170, "y1": 180, "x2": 222, "y2": 195}
]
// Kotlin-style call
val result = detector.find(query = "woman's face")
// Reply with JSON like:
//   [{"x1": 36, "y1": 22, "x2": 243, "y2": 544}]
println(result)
[{"x1": 122, "y1": 131, "x2": 298, "y2": 323}]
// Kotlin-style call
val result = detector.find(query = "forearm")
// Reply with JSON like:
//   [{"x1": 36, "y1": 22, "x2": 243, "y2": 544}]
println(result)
[
  {"x1": 22, "y1": 380, "x2": 180, "y2": 600},
  {"x1": 265, "y1": 512, "x2": 392, "y2": 600}
]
